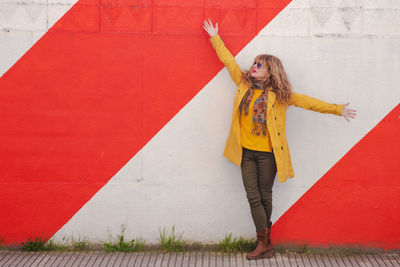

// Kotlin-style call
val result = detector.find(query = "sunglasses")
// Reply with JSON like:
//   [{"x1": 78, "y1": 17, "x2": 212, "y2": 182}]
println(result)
[{"x1": 253, "y1": 62, "x2": 263, "y2": 69}]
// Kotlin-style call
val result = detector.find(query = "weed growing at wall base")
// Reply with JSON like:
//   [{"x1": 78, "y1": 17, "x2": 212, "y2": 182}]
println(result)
[
  {"x1": 21, "y1": 236, "x2": 49, "y2": 251},
  {"x1": 104, "y1": 235, "x2": 145, "y2": 252},
  {"x1": 159, "y1": 225, "x2": 186, "y2": 252},
  {"x1": 104, "y1": 225, "x2": 145, "y2": 252},
  {"x1": 218, "y1": 233, "x2": 256, "y2": 253},
  {"x1": 71, "y1": 237, "x2": 89, "y2": 251},
  {"x1": 45, "y1": 239, "x2": 69, "y2": 251},
  {"x1": 20, "y1": 236, "x2": 70, "y2": 251}
]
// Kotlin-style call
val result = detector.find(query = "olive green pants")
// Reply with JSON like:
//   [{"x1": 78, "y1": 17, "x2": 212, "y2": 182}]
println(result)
[{"x1": 240, "y1": 147, "x2": 277, "y2": 232}]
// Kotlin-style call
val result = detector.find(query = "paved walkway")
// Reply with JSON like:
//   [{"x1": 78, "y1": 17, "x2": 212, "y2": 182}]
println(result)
[{"x1": 0, "y1": 250, "x2": 399, "y2": 267}]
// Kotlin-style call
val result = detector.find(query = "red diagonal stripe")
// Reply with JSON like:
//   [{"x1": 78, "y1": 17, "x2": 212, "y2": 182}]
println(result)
[{"x1": 272, "y1": 104, "x2": 400, "y2": 249}]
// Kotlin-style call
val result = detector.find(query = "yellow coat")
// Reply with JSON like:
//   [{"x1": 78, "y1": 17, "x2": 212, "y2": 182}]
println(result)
[{"x1": 210, "y1": 34, "x2": 343, "y2": 183}]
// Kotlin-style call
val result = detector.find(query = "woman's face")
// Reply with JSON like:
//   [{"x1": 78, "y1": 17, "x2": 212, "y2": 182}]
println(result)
[{"x1": 250, "y1": 59, "x2": 269, "y2": 80}]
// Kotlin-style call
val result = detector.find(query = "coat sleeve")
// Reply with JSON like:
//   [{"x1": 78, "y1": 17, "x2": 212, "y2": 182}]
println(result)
[
  {"x1": 289, "y1": 92, "x2": 343, "y2": 116},
  {"x1": 209, "y1": 34, "x2": 243, "y2": 87}
]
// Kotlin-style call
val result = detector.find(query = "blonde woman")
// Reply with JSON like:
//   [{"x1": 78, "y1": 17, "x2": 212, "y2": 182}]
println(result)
[{"x1": 202, "y1": 19, "x2": 356, "y2": 260}]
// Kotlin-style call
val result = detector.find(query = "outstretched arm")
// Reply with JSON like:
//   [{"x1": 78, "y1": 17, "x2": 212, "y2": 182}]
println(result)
[
  {"x1": 289, "y1": 92, "x2": 357, "y2": 121},
  {"x1": 203, "y1": 19, "x2": 243, "y2": 86}
]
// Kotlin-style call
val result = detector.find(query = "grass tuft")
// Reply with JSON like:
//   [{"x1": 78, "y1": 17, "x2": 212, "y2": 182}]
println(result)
[
  {"x1": 299, "y1": 244, "x2": 311, "y2": 254},
  {"x1": 45, "y1": 239, "x2": 69, "y2": 251},
  {"x1": 104, "y1": 225, "x2": 145, "y2": 252},
  {"x1": 21, "y1": 236, "x2": 49, "y2": 251},
  {"x1": 159, "y1": 225, "x2": 186, "y2": 252},
  {"x1": 274, "y1": 245, "x2": 290, "y2": 254},
  {"x1": 20, "y1": 236, "x2": 70, "y2": 252},
  {"x1": 218, "y1": 233, "x2": 256, "y2": 253},
  {"x1": 72, "y1": 237, "x2": 89, "y2": 251}
]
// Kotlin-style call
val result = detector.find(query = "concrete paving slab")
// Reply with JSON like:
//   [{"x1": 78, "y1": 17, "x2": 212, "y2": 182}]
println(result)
[
  {"x1": 208, "y1": 251, "x2": 216, "y2": 267},
  {"x1": 135, "y1": 252, "x2": 146, "y2": 266},
  {"x1": 30, "y1": 252, "x2": 50, "y2": 267},
  {"x1": 382, "y1": 254, "x2": 396, "y2": 267},
  {"x1": 291, "y1": 252, "x2": 305, "y2": 267},
  {"x1": 393, "y1": 255, "x2": 400, "y2": 265},
  {"x1": 0, "y1": 250, "x2": 399, "y2": 266},
  {"x1": 234, "y1": 253, "x2": 243, "y2": 267},
  {"x1": 0, "y1": 251, "x2": 18, "y2": 266},
  {"x1": 322, "y1": 253, "x2": 337, "y2": 267},
  {"x1": 346, "y1": 254, "x2": 360, "y2": 267},
  {"x1": 142, "y1": 251, "x2": 154, "y2": 266},
  {"x1": 82, "y1": 251, "x2": 99, "y2": 267},
  {"x1": 167, "y1": 252, "x2": 178, "y2": 267},
  {"x1": 15, "y1": 252, "x2": 32, "y2": 266},
  {"x1": 94, "y1": 251, "x2": 109, "y2": 266},
  {"x1": 0, "y1": 251, "x2": 9, "y2": 262},
  {"x1": 366, "y1": 253, "x2": 382, "y2": 267},
  {"x1": 68, "y1": 252, "x2": 81, "y2": 267},
  {"x1": 356, "y1": 253, "x2": 373, "y2": 267},
  {"x1": 158, "y1": 252, "x2": 168, "y2": 267},
  {"x1": 120, "y1": 252, "x2": 135, "y2": 267},
  {"x1": 331, "y1": 254, "x2": 350, "y2": 267},
  {"x1": 33, "y1": 253, "x2": 52, "y2": 267},
  {"x1": 157, "y1": 252, "x2": 165, "y2": 266},
  {"x1": 272, "y1": 253, "x2": 284, "y2": 267},
  {"x1": 78, "y1": 252, "x2": 96, "y2": 267},
  {"x1": 390, "y1": 254, "x2": 400, "y2": 267},
  {"x1": 7, "y1": 251, "x2": 23, "y2": 266},
  {"x1": 305, "y1": 253, "x2": 318, "y2": 267},
  {"x1": 32, "y1": 252, "x2": 52, "y2": 267}
]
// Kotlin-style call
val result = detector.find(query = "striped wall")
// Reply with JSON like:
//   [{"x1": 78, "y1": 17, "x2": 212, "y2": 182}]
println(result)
[{"x1": 1, "y1": 0, "x2": 399, "y2": 249}]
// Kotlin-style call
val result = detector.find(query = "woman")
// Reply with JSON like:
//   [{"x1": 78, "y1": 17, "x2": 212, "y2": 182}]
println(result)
[{"x1": 202, "y1": 19, "x2": 356, "y2": 260}]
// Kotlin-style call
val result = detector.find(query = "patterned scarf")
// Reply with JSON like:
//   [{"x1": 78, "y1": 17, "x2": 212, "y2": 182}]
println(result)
[{"x1": 240, "y1": 81, "x2": 270, "y2": 136}]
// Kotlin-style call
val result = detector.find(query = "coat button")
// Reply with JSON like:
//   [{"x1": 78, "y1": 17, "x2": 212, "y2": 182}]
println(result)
[
  {"x1": 272, "y1": 104, "x2": 274, "y2": 107},
  {"x1": 281, "y1": 146, "x2": 283, "y2": 150},
  {"x1": 274, "y1": 117, "x2": 276, "y2": 120},
  {"x1": 278, "y1": 132, "x2": 280, "y2": 136}
]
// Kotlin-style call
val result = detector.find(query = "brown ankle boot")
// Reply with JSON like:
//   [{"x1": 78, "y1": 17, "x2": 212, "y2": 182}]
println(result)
[
  {"x1": 267, "y1": 221, "x2": 272, "y2": 246},
  {"x1": 246, "y1": 228, "x2": 274, "y2": 260}
]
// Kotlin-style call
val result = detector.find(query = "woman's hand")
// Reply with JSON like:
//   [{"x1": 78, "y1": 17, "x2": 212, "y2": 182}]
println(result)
[
  {"x1": 342, "y1": 102, "x2": 357, "y2": 122},
  {"x1": 203, "y1": 19, "x2": 218, "y2": 37}
]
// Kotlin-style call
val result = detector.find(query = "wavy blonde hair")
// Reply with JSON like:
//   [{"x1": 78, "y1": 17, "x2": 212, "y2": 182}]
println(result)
[{"x1": 243, "y1": 54, "x2": 292, "y2": 105}]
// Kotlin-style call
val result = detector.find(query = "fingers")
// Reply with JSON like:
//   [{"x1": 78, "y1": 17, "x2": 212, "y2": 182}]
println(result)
[
  {"x1": 346, "y1": 109, "x2": 357, "y2": 117},
  {"x1": 342, "y1": 108, "x2": 356, "y2": 121},
  {"x1": 343, "y1": 102, "x2": 349, "y2": 107},
  {"x1": 203, "y1": 19, "x2": 214, "y2": 29},
  {"x1": 346, "y1": 114, "x2": 356, "y2": 119}
]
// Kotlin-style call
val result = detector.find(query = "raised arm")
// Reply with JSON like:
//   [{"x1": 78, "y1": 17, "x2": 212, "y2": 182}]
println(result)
[{"x1": 203, "y1": 19, "x2": 243, "y2": 86}]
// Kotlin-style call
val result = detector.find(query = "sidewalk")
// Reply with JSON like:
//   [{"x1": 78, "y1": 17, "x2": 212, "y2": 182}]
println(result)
[{"x1": 0, "y1": 250, "x2": 399, "y2": 267}]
